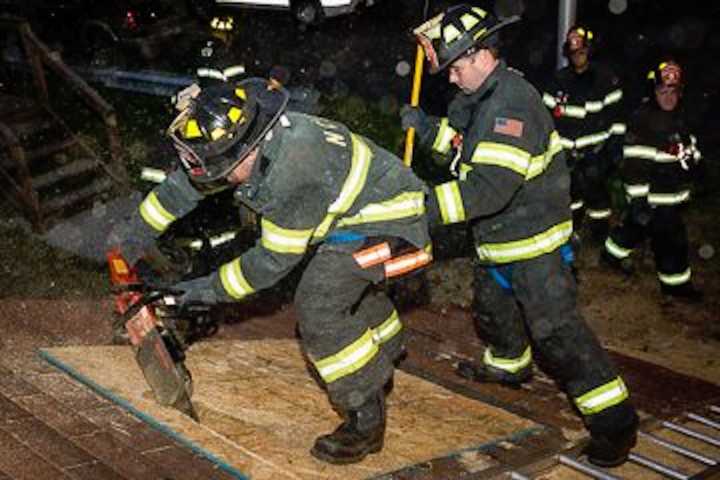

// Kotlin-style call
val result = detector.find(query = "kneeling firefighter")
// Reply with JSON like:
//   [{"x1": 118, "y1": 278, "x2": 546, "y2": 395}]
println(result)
[
  {"x1": 402, "y1": 4, "x2": 638, "y2": 467},
  {"x1": 113, "y1": 77, "x2": 431, "y2": 464}
]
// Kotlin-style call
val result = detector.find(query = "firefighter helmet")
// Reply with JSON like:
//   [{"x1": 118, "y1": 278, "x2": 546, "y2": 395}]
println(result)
[
  {"x1": 414, "y1": 4, "x2": 520, "y2": 74},
  {"x1": 564, "y1": 25, "x2": 594, "y2": 55},
  {"x1": 647, "y1": 59, "x2": 683, "y2": 90},
  {"x1": 168, "y1": 77, "x2": 289, "y2": 187}
]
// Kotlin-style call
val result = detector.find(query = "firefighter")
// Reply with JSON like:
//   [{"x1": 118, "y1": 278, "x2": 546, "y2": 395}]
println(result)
[
  {"x1": 113, "y1": 78, "x2": 432, "y2": 464},
  {"x1": 401, "y1": 4, "x2": 638, "y2": 467},
  {"x1": 541, "y1": 25, "x2": 626, "y2": 245},
  {"x1": 602, "y1": 59, "x2": 703, "y2": 302}
]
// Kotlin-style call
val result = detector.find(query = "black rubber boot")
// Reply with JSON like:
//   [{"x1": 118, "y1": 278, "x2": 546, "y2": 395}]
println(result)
[
  {"x1": 456, "y1": 361, "x2": 532, "y2": 389},
  {"x1": 661, "y1": 283, "x2": 703, "y2": 304},
  {"x1": 599, "y1": 250, "x2": 634, "y2": 276},
  {"x1": 311, "y1": 391, "x2": 386, "y2": 464},
  {"x1": 585, "y1": 412, "x2": 639, "y2": 468}
]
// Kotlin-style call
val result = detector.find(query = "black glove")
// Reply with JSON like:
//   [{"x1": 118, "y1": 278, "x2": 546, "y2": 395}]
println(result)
[
  {"x1": 173, "y1": 275, "x2": 219, "y2": 307},
  {"x1": 400, "y1": 105, "x2": 433, "y2": 145}
]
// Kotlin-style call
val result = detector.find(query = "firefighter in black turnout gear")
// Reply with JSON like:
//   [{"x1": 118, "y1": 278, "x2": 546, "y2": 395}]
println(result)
[
  {"x1": 114, "y1": 78, "x2": 432, "y2": 464},
  {"x1": 542, "y1": 26, "x2": 625, "y2": 245},
  {"x1": 402, "y1": 4, "x2": 638, "y2": 467},
  {"x1": 603, "y1": 60, "x2": 703, "y2": 302}
]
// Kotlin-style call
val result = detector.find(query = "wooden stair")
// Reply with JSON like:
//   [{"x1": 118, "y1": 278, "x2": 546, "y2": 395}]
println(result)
[{"x1": 0, "y1": 15, "x2": 128, "y2": 233}]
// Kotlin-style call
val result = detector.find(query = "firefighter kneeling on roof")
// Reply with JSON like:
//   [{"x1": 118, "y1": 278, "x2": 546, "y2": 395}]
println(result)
[
  {"x1": 112, "y1": 76, "x2": 431, "y2": 464},
  {"x1": 401, "y1": 4, "x2": 638, "y2": 467}
]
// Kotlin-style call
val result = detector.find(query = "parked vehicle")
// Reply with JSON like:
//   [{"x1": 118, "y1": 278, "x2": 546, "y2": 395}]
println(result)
[{"x1": 186, "y1": 0, "x2": 379, "y2": 26}]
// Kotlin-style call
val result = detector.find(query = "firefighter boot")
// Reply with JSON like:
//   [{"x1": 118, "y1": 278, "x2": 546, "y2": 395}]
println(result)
[
  {"x1": 456, "y1": 361, "x2": 532, "y2": 389},
  {"x1": 311, "y1": 391, "x2": 385, "y2": 464},
  {"x1": 585, "y1": 409, "x2": 639, "y2": 468},
  {"x1": 599, "y1": 250, "x2": 634, "y2": 276},
  {"x1": 661, "y1": 283, "x2": 703, "y2": 304}
]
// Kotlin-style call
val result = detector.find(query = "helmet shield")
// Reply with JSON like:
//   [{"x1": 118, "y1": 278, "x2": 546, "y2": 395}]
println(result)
[
  {"x1": 168, "y1": 77, "x2": 289, "y2": 187},
  {"x1": 413, "y1": 5, "x2": 520, "y2": 74}
]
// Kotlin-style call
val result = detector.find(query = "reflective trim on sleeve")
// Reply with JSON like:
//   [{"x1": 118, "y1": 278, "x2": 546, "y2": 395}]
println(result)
[
  {"x1": 313, "y1": 134, "x2": 372, "y2": 240},
  {"x1": 575, "y1": 131, "x2": 610, "y2": 149},
  {"x1": 483, "y1": 346, "x2": 532, "y2": 374},
  {"x1": 624, "y1": 183, "x2": 649, "y2": 198},
  {"x1": 139, "y1": 192, "x2": 176, "y2": 233},
  {"x1": 605, "y1": 237, "x2": 632, "y2": 259},
  {"x1": 562, "y1": 104, "x2": 587, "y2": 119},
  {"x1": 338, "y1": 191, "x2": 425, "y2": 226},
  {"x1": 604, "y1": 88, "x2": 623, "y2": 105},
  {"x1": 658, "y1": 268, "x2": 692, "y2": 286},
  {"x1": 374, "y1": 309, "x2": 402, "y2": 345},
  {"x1": 219, "y1": 258, "x2": 255, "y2": 300},
  {"x1": 574, "y1": 377, "x2": 629, "y2": 415},
  {"x1": 260, "y1": 218, "x2": 313, "y2": 255},
  {"x1": 475, "y1": 220, "x2": 573, "y2": 263},
  {"x1": 609, "y1": 122, "x2": 626, "y2": 135},
  {"x1": 648, "y1": 190, "x2": 690, "y2": 206},
  {"x1": 570, "y1": 200, "x2": 585, "y2": 211},
  {"x1": 433, "y1": 117, "x2": 457, "y2": 155},
  {"x1": 526, "y1": 131, "x2": 563, "y2": 180},
  {"x1": 542, "y1": 92, "x2": 557, "y2": 109},
  {"x1": 471, "y1": 141, "x2": 532, "y2": 176},
  {"x1": 624, "y1": 145, "x2": 678, "y2": 163},
  {"x1": 313, "y1": 329, "x2": 379, "y2": 384},
  {"x1": 434, "y1": 181, "x2": 466, "y2": 224},
  {"x1": 587, "y1": 208, "x2": 612, "y2": 219}
]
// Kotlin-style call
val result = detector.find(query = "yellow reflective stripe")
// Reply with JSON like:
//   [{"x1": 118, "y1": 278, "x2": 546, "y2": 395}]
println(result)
[
  {"x1": 648, "y1": 190, "x2": 690, "y2": 205},
  {"x1": 313, "y1": 134, "x2": 372, "y2": 239},
  {"x1": 260, "y1": 218, "x2": 313, "y2": 255},
  {"x1": 458, "y1": 163, "x2": 473, "y2": 180},
  {"x1": 542, "y1": 92, "x2": 557, "y2": 109},
  {"x1": 374, "y1": 310, "x2": 402, "y2": 345},
  {"x1": 658, "y1": 268, "x2": 691, "y2": 286},
  {"x1": 624, "y1": 184, "x2": 649, "y2": 198},
  {"x1": 314, "y1": 329, "x2": 378, "y2": 383},
  {"x1": 585, "y1": 100, "x2": 604, "y2": 113},
  {"x1": 526, "y1": 131, "x2": 562, "y2": 180},
  {"x1": 432, "y1": 117, "x2": 456, "y2": 154},
  {"x1": 604, "y1": 88, "x2": 623, "y2": 105},
  {"x1": 475, "y1": 220, "x2": 573, "y2": 263},
  {"x1": 575, "y1": 131, "x2": 609, "y2": 149},
  {"x1": 570, "y1": 200, "x2": 584, "y2": 211},
  {"x1": 472, "y1": 142, "x2": 531, "y2": 176},
  {"x1": 338, "y1": 191, "x2": 425, "y2": 226},
  {"x1": 575, "y1": 377, "x2": 629, "y2": 415},
  {"x1": 483, "y1": 346, "x2": 532, "y2": 373},
  {"x1": 610, "y1": 122, "x2": 626, "y2": 135},
  {"x1": 560, "y1": 137, "x2": 575, "y2": 149},
  {"x1": 587, "y1": 208, "x2": 612, "y2": 219},
  {"x1": 563, "y1": 105, "x2": 587, "y2": 119},
  {"x1": 219, "y1": 258, "x2": 255, "y2": 300},
  {"x1": 139, "y1": 192, "x2": 176, "y2": 232},
  {"x1": 605, "y1": 237, "x2": 632, "y2": 259},
  {"x1": 435, "y1": 181, "x2": 466, "y2": 224},
  {"x1": 624, "y1": 145, "x2": 677, "y2": 163}
]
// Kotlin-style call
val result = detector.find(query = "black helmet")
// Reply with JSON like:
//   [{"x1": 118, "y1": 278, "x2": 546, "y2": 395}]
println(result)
[
  {"x1": 168, "y1": 77, "x2": 289, "y2": 187},
  {"x1": 414, "y1": 4, "x2": 520, "y2": 74}
]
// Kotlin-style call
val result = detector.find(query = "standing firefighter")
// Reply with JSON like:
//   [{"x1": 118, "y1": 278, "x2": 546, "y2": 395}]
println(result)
[
  {"x1": 602, "y1": 59, "x2": 703, "y2": 302},
  {"x1": 114, "y1": 77, "x2": 432, "y2": 464},
  {"x1": 401, "y1": 4, "x2": 638, "y2": 467},
  {"x1": 542, "y1": 26, "x2": 626, "y2": 245}
]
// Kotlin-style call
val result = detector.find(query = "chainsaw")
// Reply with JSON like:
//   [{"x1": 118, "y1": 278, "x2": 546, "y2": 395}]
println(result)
[{"x1": 107, "y1": 248, "x2": 215, "y2": 421}]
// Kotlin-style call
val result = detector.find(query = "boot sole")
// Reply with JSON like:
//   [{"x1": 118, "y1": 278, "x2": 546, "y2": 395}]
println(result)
[{"x1": 310, "y1": 442, "x2": 383, "y2": 465}]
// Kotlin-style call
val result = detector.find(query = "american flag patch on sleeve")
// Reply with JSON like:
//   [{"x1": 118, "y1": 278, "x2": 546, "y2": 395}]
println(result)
[{"x1": 494, "y1": 117, "x2": 524, "y2": 138}]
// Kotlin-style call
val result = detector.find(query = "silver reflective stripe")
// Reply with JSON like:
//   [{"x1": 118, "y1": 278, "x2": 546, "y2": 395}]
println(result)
[
  {"x1": 483, "y1": 346, "x2": 532, "y2": 373},
  {"x1": 605, "y1": 237, "x2": 632, "y2": 259},
  {"x1": 658, "y1": 268, "x2": 691, "y2": 286},
  {"x1": 575, "y1": 377, "x2": 629, "y2": 415},
  {"x1": 648, "y1": 190, "x2": 690, "y2": 206},
  {"x1": 624, "y1": 184, "x2": 649, "y2": 198}
]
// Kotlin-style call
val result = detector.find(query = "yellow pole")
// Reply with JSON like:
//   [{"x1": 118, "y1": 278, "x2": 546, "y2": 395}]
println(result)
[{"x1": 403, "y1": 44, "x2": 426, "y2": 167}]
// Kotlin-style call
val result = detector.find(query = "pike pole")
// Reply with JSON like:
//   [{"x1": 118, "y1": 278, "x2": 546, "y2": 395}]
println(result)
[{"x1": 403, "y1": 44, "x2": 426, "y2": 167}]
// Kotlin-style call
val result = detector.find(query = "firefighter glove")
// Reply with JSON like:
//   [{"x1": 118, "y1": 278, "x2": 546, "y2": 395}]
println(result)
[
  {"x1": 173, "y1": 275, "x2": 219, "y2": 306},
  {"x1": 107, "y1": 215, "x2": 157, "y2": 266},
  {"x1": 400, "y1": 105, "x2": 433, "y2": 144}
]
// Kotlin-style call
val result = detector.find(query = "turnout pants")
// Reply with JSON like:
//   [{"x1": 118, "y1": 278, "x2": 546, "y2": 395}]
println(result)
[
  {"x1": 473, "y1": 250, "x2": 635, "y2": 432},
  {"x1": 295, "y1": 241, "x2": 404, "y2": 411},
  {"x1": 570, "y1": 150, "x2": 613, "y2": 239},
  {"x1": 606, "y1": 205, "x2": 692, "y2": 288}
]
